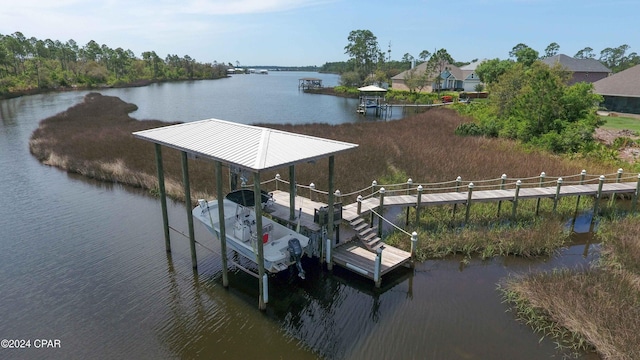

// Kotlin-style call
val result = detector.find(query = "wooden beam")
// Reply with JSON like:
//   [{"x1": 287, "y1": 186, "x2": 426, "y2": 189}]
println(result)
[{"x1": 154, "y1": 144, "x2": 170, "y2": 252}]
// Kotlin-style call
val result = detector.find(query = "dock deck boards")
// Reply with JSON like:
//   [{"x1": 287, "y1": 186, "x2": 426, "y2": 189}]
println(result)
[{"x1": 332, "y1": 243, "x2": 412, "y2": 280}]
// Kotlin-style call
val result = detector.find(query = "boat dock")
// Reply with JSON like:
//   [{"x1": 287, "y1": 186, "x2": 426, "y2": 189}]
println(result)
[{"x1": 269, "y1": 190, "x2": 413, "y2": 287}]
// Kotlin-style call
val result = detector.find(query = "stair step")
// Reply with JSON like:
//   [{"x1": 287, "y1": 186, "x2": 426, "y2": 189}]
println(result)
[
  {"x1": 369, "y1": 242, "x2": 385, "y2": 252},
  {"x1": 360, "y1": 231, "x2": 378, "y2": 242},
  {"x1": 366, "y1": 236, "x2": 381, "y2": 246},
  {"x1": 353, "y1": 222, "x2": 368, "y2": 232},
  {"x1": 350, "y1": 217, "x2": 365, "y2": 227}
]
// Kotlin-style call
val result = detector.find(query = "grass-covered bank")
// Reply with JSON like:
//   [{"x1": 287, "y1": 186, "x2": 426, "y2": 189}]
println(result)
[{"x1": 500, "y1": 216, "x2": 640, "y2": 359}]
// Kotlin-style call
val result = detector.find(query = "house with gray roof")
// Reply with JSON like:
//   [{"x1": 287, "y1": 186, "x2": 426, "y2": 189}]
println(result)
[
  {"x1": 541, "y1": 54, "x2": 611, "y2": 85},
  {"x1": 460, "y1": 59, "x2": 487, "y2": 92},
  {"x1": 391, "y1": 62, "x2": 465, "y2": 92},
  {"x1": 593, "y1": 64, "x2": 640, "y2": 115}
]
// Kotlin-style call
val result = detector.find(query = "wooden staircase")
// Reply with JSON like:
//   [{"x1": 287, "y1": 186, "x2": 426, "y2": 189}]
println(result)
[{"x1": 348, "y1": 217, "x2": 384, "y2": 252}]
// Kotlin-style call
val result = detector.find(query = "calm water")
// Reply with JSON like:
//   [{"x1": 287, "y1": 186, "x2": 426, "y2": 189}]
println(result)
[{"x1": 0, "y1": 72, "x2": 598, "y2": 359}]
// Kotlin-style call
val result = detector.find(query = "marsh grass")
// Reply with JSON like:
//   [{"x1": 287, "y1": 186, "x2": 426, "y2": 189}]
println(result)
[{"x1": 501, "y1": 215, "x2": 640, "y2": 359}]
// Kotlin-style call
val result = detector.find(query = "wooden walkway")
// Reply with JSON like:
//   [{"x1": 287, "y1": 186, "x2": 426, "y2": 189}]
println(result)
[{"x1": 342, "y1": 181, "x2": 639, "y2": 222}]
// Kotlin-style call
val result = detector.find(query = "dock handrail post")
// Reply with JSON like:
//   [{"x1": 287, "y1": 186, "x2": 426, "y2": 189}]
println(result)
[
  {"x1": 512, "y1": 180, "x2": 522, "y2": 219},
  {"x1": 357, "y1": 195, "x2": 363, "y2": 215},
  {"x1": 497, "y1": 174, "x2": 507, "y2": 217},
  {"x1": 535, "y1": 172, "x2": 545, "y2": 216},
  {"x1": 181, "y1": 151, "x2": 197, "y2": 269},
  {"x1": 289, "y1": 166, "x2": 296, "y2": 221},
  {"x1": 575, "y1": 170, "x2": 587, "y2": 215},
  {"x1": 154, "y1": 144, "x2": 171, "y2": 252},
  {"x1": 416, "y1": 185, "x2": 423, "y2": 226},
  {"x1": 310, "y1": 183, "x2": 315, "y2": 201},
  {"x1": 275, "y1": 173, "x2": 280, "y2": 191},
  {"x1": 465, "y1": 183, "x2": 474, "y2": 225},
  {"x1": 453, "y1": 176, "x2": 462, "y2": 217},
  {"x1": 405, "y1": 178, "x2": 413, "y2": 226},
  {"x1": 377, "y1": 188, "x2": 386, "y2": 237},
  {"x1": 553, "y1": 177, "x2": 563, "y2": 213},
  {"x1": 593, "y1": 175, "x2": 606, "y2": 217},
  {"x1": 632, "y1": 173, "x2": 640, "y2": 214},
  {"x1": 374, "y1": 247, "x2": 383, "y2": 288},
  {"x1": 410, "y1": 231, "x2": 418, "y2": 267},
  {"x1": 370, "y1": 180, "x2": 377, "y2": 225},
  {"x1": 609, "y1": 168, "x2": 623, "y2": 207}
]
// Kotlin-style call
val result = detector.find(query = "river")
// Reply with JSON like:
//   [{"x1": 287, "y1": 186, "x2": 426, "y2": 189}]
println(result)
[{"x1": 0, "y1": 72, "x2": 598, "y2": 359}]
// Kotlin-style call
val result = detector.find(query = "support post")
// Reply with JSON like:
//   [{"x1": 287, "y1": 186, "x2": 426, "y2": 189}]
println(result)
[
  {"x1": 254, "y1": 172, "x2": 266, "y2": 310},
  {"x1": 465, "y1": 183, "x2": 474, "y2": 224},
  {"x1": 593, "y1": 175, "x2": 605, "y2": 218},
  {"x1": 575, "y1": 170, "x2": 587, "y2": 215},
  {"x1": 357, "y1": 195, "x2": 363, "y2": 215},
  {"x1": 405, "y1": 178, "x2": 413, "y2": 226},
  {"x1": 289, "y1": 165, "x2": 296, "y2": 221},
  {"x1": 377, "y1": 187, "x2": 386, "y2": 237},
  {"x1": 535, "y1": 172, "x2": 545, "y2": 216},
  {"x1": 309, "y1": 183, "x2": 315, "y2": 201},
  {"x1": 609, "y1": 168, "x2": 623, "y2": 207},
  {"x1": 181, "y1": 151, "x2": 197, "y2": 269},
  {"x1": 328, "y1": 156, "x2": 335, "y2": 246},
  {"x1": 553, "y1": 177, "x2": 563, "y2": 213},
  {"x1": 416, "y1": 185, "x2": 423, "y2": 226},
  {"x1": 453, "y1": 176, "x2": 462, "y2": 217},
  {"x1": 275, "y1": 173, "x2": 280, "y2": 191},
  {"x1": 326, "y1": 237, "x2": 332, "y2": 270},
  {"x1": 154, "y1": 144, "x2": 171, "y2": 252},
  {"x1": 370, "y1": 180, "x2": 377, "y2": 225},
  {"x1": 512, "y1": 180, "x2": 522, "y2": 220},
  {"x1": 374, "y1": 247, "x2": 382, "y2": 288},
  {"x1": 410, "y1": 231, "x2": 418, "y2": 267},
  {"x1": 215, "y1": 162, "x2": 229, "y2": 288},
  {"x1": 497, "y1": 174, "x2": 507, "y2": 217}
]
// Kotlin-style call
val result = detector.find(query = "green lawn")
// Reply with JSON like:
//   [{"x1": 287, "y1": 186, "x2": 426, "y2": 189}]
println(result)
[{"x1": 600, "y1": 116, "x2": 640, "y2": 133}]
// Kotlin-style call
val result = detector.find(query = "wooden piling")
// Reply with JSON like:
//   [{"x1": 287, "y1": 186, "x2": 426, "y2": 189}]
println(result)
[
  {"x1": 512, "y1": 180, "x2": 521, "y2": 219},
  {"x1": 215, "y1": 161, "x2": 229, "y2": 287},
  {"x1": 289, "y1": 165, "x2": 296, "y2": 221},
  {"x1": 609, "y1": 168, "x2": 623, "y2": 207},
  {"x1": 378, "y1": 187, "x2": 386, "y2": 236},
  {"x1": 574, "y1": 170, "x2": 587, "y2": 215},
  {"x1": 553, "y1": 177, "x2": 563, "y2": 213},
  {"x1": 410, "y1": 231, "x2": 418, "y2": 266},
  {"x1": 181, "y1": 151, "x2": 197, "y2": 269},
  {"x1": 405, "y1": 178, "x2": 412, "y2": 226},
  {"x1": 497, "y1": 174, "x2": 507, "y2": 217},
  {"x1": 415, "y1": 185, "x2": 423, "y2": 226},
  {"x1": 154, "y1": 144, "x2": 171, "y2": 252},
  {"x1": 453, "y1": 176, "x2": 462, "y2": 217},
  {"x1": 535, "y1": 172, "x2": 545, "y2": 216},
  {"x1": 593, "y1": 175, "x2": 605, "y2": 217},
  {"x1": 465, "y1": 183, "x2": 474, "y2": 224},
  {"x1": 254, "y1": 172, "x2": 266, "y2": 310},
  {"x1": 374, "y1": 247, "x2": 382, "y2": 288}
]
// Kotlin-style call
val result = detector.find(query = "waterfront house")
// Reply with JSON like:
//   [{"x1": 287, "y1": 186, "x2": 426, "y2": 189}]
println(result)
[
  {"x1": 593, "y1": 64, "x2": 640, "y2": 115},
  {"x1": 541, "y1": 54, "x2": 611, "y2": 85}
]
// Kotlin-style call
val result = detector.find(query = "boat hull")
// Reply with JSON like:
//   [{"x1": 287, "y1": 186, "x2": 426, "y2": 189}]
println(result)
[{"x1": 193, "y1": 199, "x2": 310, "y2": 273}]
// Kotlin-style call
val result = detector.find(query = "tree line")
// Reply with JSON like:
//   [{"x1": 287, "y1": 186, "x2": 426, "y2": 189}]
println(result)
[
  {"x1": 0, "y1": 31, "x2": 231, "y2": 96},
  {"x1": 319, "y1": 29, "x2": 639, "y2": 88}
]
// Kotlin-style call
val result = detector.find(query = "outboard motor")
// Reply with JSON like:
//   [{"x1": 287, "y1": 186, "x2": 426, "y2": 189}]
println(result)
[{"x1": 288, "y1": 238, "x2": 305, "y2": 279}]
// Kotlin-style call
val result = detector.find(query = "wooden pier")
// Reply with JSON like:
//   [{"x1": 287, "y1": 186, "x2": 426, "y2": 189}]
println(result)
[{"x1": 342, "y1": 180, "x2": 639, "y2": 222}]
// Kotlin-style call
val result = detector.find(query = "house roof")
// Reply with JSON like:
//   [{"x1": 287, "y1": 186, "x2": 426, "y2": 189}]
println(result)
[
  {"x1": 541, "y1": 54, "x2": 611, "y2": 73},
  {"x1": 460, "y1": 59, "x2": 487, "y2": 71},
  {"x1": 357, "y1": 85, "x2": 387, "y2": 92},
  {"x1": 391, "y1": 62, "x2": 462, "y2": 80},
  {"x1": 132, "y1": 119, "x2": 358, "y2": 172},
  {"x1": 593, "y1": 64, "x2": 640, "y2": 98}
]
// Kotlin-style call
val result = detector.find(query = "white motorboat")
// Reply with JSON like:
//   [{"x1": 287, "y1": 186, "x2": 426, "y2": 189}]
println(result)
[{"x1": 193, "y1": 198, "x2": 309, "y2": 278}]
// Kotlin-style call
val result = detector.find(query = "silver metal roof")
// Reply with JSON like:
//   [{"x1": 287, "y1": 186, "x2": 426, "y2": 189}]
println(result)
[{"x1": 133, "y1": 119, "x2": 358, "y2": 172}]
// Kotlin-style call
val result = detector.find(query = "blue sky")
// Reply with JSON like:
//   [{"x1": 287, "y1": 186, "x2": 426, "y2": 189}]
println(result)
[{"x1": 1, "y1": 0, "x2": 638, "y2": 66}]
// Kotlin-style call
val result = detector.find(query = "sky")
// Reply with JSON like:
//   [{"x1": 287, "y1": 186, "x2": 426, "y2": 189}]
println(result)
[{"x1": 1, "y1": 0, "x2": 638, "y2": 67}]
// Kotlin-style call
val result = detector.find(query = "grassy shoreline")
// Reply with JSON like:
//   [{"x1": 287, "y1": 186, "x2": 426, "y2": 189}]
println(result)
[{"x1": 29, "y1": 92, "x2": 640, "y2": 358}]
